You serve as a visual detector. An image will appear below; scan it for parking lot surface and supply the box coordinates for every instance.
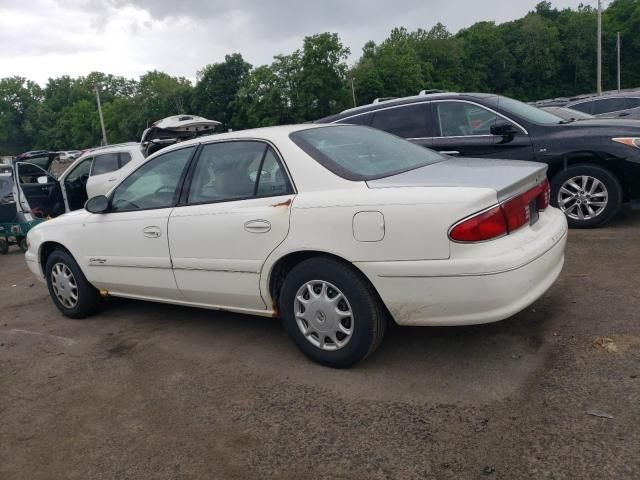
[1,209,639,479]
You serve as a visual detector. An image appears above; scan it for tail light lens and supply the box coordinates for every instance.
[449,179,551,243]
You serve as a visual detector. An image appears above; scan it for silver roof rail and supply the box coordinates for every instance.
[418,89,447,96]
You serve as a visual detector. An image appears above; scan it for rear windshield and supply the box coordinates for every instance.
[289,125,443,181]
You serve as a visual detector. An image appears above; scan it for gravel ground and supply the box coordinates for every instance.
[1,208,639,479]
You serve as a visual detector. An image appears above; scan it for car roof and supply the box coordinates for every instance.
[316,92,497,122]
[144,124,334,158]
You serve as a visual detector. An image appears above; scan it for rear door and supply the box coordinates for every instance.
[430,100,534,159]
[168,140,295,310]
[86,151,138,198]
[370,103,434,149]
[59,156,93,211]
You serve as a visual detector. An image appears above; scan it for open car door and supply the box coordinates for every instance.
[14,162,65,218]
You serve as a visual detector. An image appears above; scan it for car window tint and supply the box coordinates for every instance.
[342,113,373,126]
[92,153,120,176]
[187,141,266,204]
[290,125,443,181]
[111,147,194,212]
[256,148,292,197]
[371,104,429,138]
[119,152,132,168]
[569,101,593,114]
[436,102,498,136]
[66,158,92,181]
[626,97,640,108]
[591,97,629,114]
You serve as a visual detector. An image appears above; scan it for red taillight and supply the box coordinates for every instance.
[449,180,551,243]
[449,205,508,242]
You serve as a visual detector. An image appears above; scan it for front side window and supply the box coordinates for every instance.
[592,97,629,114]
[187,141,291,204]
[290,125,443,181]
[92,153,120,176]
[626,97,640,108]
[66,157,92,181]
[436,102,499,137]
[111,147,194,212]
[371,104,430,138]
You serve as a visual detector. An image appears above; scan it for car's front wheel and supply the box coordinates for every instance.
[279,257,386,368]
[551,164,623,228]
[45,249,103,318]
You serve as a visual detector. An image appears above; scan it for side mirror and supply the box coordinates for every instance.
[490,120,519,137]
[37,176,49,184]
[85,195,110,214]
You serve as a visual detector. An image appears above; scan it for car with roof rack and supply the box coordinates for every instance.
[317,91,640,228]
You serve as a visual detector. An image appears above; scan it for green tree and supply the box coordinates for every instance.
[193,53,252,129]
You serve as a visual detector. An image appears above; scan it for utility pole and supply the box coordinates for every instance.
[94,85,108,146]
[597,0,602,95]
[350,77,357,107]
[617,31,621,92]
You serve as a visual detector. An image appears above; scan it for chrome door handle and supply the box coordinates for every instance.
[244,220,271,233]
[107,177,118,182]
[439,150,460,156]
[143,226,162,238]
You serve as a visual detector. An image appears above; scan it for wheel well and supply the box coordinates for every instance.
[39,241,70,271]
[268,251,387,316]
[548,155,628,198]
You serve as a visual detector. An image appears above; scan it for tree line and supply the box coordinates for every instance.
[1,0,639,155]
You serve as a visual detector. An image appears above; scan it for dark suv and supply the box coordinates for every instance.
[317,92,640,228]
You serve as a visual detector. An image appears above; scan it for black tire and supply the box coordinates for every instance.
[550,164,623,228]
[18,237,28,252]
[279,257,386,368]
[45,248,103,318]
[0,239,8,254]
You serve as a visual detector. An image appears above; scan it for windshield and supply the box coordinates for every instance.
[494,96,565,125]
[290,125,443,181]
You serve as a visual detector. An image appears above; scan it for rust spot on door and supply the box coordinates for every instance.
[270,199,292,208]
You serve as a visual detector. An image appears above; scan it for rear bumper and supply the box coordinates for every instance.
[356,208,567,326]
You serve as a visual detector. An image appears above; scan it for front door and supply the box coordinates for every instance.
[429,101,533,158]
[14,162,65,218]
[168,140,295,310]
[81,146,196,300]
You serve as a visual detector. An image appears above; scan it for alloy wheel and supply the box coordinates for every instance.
[557,175,609,221]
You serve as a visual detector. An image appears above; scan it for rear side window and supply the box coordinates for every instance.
[290,125,443,181]
[187,141,292,205]
[119,152,132,168]
[371,104,430,138]
[592,97,629,115]
[340,113,373,126]
[92,153,120,176]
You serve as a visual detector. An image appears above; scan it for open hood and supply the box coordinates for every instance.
[140,114,221,157]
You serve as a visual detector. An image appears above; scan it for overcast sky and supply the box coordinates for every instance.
[1,0,585,85]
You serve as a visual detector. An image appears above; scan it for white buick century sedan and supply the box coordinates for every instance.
[25,125,568,367]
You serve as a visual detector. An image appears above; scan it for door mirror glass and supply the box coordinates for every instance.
[85,195,110,214]
[490,120,519,136]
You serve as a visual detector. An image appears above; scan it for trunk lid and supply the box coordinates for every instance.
[366,157,547,202]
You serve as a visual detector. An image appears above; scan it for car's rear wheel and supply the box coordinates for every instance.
[279,257,386,368]
[45,249,103,318]
[551,164,622,228]
[0,239,8,254]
